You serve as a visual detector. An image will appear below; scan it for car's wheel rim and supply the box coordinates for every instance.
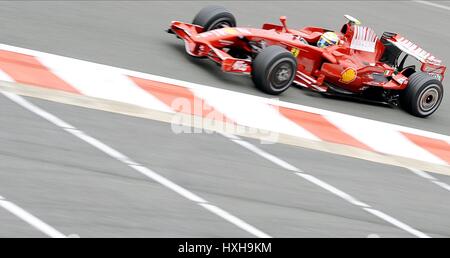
[270,62,293,89]
[419,85,440,113]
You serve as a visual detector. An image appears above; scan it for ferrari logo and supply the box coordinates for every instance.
[290,48,300,57]
[340,68,357,84]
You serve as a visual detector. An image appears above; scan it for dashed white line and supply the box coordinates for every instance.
[295,173,370,208]
[413,0,450,11]
[66,128,139,166]
[129,164,207,203]
[222,133,431,238]
[363,208,430,238]
[8,93,76,129]
[433,181,450,192]
[1,91,270,238]
[409,168,450,193]
[0,195,66,238]
[230,138,300,172]
[200,203,270,238]
[409,168,437,180]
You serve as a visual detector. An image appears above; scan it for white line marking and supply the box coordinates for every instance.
[66,128,138,166]
[223,133,430,238]
[364,208,430,238]
[1,91,270,238]
[413,0,450,11]
[409,168,436,180]
[220,132,241,140]
[0,195,66,238]
[231,139,301,172]
[5,93,75,129]
[200,203,271,238]
[129,164,207,203]
[295,173,370,208]
[410,168,450,192]
[433,181,450,192]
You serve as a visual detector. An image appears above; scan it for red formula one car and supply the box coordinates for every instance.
[167,6,446,117]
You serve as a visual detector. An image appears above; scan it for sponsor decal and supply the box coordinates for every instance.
[395,76,407,84]
[340,68,357,84]
[232,61,248,71]
[290,48,300,57]
[395,37,441,65]
[429,73,442,81]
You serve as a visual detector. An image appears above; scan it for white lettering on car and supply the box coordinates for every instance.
[232,61,248,71]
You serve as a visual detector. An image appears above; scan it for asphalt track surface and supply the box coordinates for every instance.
[1,1,450,237]
[1,94,450,238]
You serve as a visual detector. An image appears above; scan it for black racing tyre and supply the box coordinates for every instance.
[400,72,444,117]
[192,6,236,31]
[251,45,297,95]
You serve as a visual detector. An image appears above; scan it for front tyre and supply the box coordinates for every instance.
[401,72,444,117]
[251,45,297,95]
[192,6,236,31]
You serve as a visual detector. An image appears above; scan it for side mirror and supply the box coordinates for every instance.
[280,16,288,32]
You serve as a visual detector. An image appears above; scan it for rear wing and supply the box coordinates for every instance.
[382,32,446,79]
[384,33,442,65]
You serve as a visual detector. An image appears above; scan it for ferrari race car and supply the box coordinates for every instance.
[167,6,446,117]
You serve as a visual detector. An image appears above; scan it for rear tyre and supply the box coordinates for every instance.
[400,72,444,117]
[251,45,297,95]
[192,6,236,31]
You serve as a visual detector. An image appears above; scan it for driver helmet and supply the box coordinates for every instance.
[317,32,339,48]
